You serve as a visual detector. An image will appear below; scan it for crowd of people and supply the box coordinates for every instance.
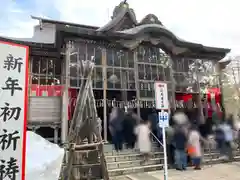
[108,107,240,171]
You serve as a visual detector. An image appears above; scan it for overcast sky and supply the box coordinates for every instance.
[1,0,239,56]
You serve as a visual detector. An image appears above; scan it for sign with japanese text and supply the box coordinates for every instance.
[158,111,169,128]
[0,41,29,180]
[154,82,169,110]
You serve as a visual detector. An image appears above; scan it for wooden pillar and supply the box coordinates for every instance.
[54,126,59,144]
[121,71,128,105]
[61,41,71,143]
[216,63,226,120]
[169,57,176,110]
[195,69,205,124]
[133,50,141,118]
[102,48,108,142]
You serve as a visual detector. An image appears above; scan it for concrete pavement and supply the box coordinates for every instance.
[123,162,240,180]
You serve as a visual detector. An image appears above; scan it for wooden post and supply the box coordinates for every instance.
[217,63,226,119]
[134,50,141,118]
[195,68,205,124]
[102,48,108,142]
[61,41,71,144]
[169,57,176,110]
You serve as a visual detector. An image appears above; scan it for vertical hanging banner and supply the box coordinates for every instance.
[154,81,169,180]
[0,41,29,180]
[154,81,169,127]
[154,82,169,110]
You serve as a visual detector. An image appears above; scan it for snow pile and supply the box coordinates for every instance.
[26,131,64,180]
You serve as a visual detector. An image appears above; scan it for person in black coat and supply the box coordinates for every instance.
[122,110,139,149]
[173,126,188,170]
[148,108,159,140]
[109,108,124,151]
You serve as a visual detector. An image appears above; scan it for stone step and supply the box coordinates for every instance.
[103,142,230,155]
[106,152,163,162]
[107,158,162,170]
[108,155,240,177]
[106,152,229,171]
[108,164,163,177]
[104,147,161,155]
[103,142,162,152]
[110,175,132,180]
[126,173,159,180]
[105,149,239,163]
[105,147,240,158]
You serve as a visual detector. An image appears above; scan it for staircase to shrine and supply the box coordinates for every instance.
[104,142,240,178]
[104,143,163,177]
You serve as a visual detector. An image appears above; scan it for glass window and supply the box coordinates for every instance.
[137,46,145,62]
[31,75,39,85]
[93,67,103,88]
[157,66,164,81]
[70,78,81,88]
[70,63,78,78]
[151,48,158,63]
[145,64,151,80]
[54,59,61,76]
[139,82,146,97]
[139,82,154,98]
[173,73,185,84]
[76,43,87,61]
[183,58,189,72]
[107,68,121,89]
[120,69,126,88]
[145,48,152,63]
[115,50,122,67]
[114,68,121,89]
[39,58,47,74]
[95,46,102,65]
[107,49,122,67]
[74,42,102,65]
[32,56,40,74]
[127,71,135,89]
[128,51,134,68]
[138,64,145,80]
[107,48,135,68]
[151,65,157,80]
[164,67,171,81]
[86,43,95,61]
[31,57,61,86]
[172,58,177,71]
[107,49,113,66]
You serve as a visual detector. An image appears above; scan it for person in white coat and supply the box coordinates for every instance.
[188,126,203,170]
[219,120,234,160]
[135,120,151,161]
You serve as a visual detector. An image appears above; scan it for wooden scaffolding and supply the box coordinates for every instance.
[60,42,109,180]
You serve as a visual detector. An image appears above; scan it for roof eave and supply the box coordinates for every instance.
[0,36,55,48]
[31,16,99,30]
[202,46,231,54]
[218,58,231,69]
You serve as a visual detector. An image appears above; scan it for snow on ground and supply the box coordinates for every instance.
[26,131,64,180]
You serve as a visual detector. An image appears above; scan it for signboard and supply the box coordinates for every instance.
[0,41,29,180]
[30,85,77,120]
[154,82,169,110]
[158,111,169,128]
[154,81,169,180]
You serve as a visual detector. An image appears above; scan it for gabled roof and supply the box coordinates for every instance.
[31,1,230,60]
[97,1,137,32]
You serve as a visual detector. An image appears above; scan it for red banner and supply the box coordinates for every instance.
[176,88,222,117]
